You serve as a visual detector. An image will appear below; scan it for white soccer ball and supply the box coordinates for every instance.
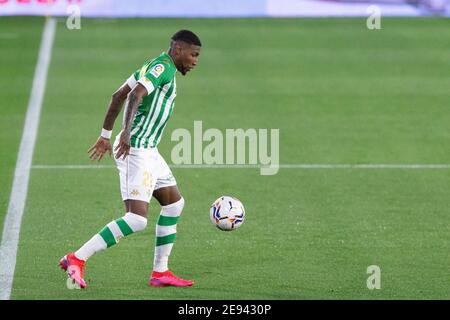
[210,196,245,231]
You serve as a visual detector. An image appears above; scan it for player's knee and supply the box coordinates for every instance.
[124,212,148,232]
[161,196,184,216]
[176,196,185,210]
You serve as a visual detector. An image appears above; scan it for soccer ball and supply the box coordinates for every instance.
[210,196,245,231]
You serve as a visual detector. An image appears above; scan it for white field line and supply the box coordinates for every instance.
[31,164,450,169]
[0,18,56,300]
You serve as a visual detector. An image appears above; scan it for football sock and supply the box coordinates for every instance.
[153,197,184,272]
[75,212,147,261]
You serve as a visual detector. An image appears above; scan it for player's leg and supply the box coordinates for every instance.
[149,154,193,287]
[124,199,148,218]
[153,185,182,206]
[60,144,155,288]
[73,200,148,261]
[60,199,148,288]
[152,185,182,272]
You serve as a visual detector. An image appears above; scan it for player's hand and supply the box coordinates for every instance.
[114,131,130,160]
[87,136,112,162]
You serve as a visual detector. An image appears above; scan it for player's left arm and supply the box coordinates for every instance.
[114,83,148,160]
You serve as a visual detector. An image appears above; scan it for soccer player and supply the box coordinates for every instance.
[59,30,201,288]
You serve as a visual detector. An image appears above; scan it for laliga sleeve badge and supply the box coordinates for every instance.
[149,64,165,78]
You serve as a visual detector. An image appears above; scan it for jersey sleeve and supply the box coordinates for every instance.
[137,62,173,96]
[125,70,139,89]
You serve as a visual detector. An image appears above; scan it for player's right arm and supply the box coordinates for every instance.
[88,81,132,161]
[114,83,148,160]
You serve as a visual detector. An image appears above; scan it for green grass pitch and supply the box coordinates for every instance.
[1,17,449,299]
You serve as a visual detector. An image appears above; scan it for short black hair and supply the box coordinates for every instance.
[171,29,202,46]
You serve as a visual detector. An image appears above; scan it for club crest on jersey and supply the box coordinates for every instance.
[150,64,165,78]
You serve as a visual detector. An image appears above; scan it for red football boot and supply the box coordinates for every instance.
[59,253,87,289]
[150,270,194,287]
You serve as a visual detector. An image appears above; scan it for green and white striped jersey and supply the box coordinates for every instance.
[125,52,177,149]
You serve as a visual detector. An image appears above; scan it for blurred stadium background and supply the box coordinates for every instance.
[0,0,449,300]
[0,0,449,17]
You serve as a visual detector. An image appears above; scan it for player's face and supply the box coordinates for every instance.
[179,44,201,76]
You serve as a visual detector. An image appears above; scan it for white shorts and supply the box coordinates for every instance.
[113,134,177,203]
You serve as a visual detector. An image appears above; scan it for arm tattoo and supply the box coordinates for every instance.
[103,97,124,130]
[122,91,140,132]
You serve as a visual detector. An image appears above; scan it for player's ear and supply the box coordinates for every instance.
[173,41,182,56]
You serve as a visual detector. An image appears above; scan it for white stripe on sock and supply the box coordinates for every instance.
[160,197,184,217]
[107,221,123,243]
[156,225,177,238]
[75,234,107,261]
[154,243,173,272]
[123,212,147,232]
